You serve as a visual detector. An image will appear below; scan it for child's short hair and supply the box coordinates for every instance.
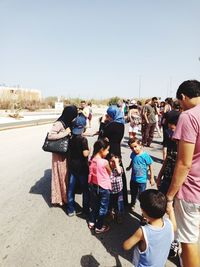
[139,189,167,219]
[128,137,142,147]
[108,153,121,163]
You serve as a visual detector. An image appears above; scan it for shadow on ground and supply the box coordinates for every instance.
[29,169,52,207]
[29,169,181,267]
[149,155,163,164]
[80,205,181,267]
[81,210,141,267]
[81,254,100,267]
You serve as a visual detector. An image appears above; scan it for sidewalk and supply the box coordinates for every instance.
[0,106,107,131]
[0,114,59,131]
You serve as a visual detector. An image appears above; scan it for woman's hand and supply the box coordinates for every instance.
[66,127,71,136]
[101,114,110,123]
[150,178,155,186]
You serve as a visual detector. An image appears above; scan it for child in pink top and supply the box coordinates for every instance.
[88,139,111,234]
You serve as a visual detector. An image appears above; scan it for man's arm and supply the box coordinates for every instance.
[143,108,149,124]
[166,140,195,200]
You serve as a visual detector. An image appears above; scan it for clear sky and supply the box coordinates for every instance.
[1,0,200,100]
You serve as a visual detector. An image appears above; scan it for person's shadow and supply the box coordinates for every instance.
[29,169,52,207]
[82,210,141,266]
[80,252,124,267]
[29,169,82,214]
[80,254,100,267]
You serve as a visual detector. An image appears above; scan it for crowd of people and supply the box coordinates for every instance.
[46,80,200,267]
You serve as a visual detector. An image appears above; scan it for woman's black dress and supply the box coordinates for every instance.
[99,121,128,205]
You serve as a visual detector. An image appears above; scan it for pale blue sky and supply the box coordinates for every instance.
[1,0,200,99]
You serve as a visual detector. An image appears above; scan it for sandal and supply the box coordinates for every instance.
[88,222,95,229]
[95,225,110,234]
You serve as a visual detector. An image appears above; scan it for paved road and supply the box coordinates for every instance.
[0,116,188,267]
[0,107,106,131]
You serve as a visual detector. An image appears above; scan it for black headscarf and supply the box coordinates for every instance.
[57,105,78,129]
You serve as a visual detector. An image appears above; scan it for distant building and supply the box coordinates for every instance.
[0,86,42,102]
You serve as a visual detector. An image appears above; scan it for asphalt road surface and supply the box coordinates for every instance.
[0,116,191,267]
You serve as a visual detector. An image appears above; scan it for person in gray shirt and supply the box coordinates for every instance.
[142,97,158,147]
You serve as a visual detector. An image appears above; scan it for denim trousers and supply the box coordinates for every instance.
[89,185,110,229]
[130,180,146,206]
[67,173,90,214]
[109,190,124,214]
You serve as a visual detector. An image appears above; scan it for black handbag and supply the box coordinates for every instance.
[42,133,69,154]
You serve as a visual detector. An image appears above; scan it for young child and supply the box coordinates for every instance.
[123,189,176,267]
[108,154,124,224]
[126,138,155,212]
[128,103,141,139]
[88,139,111,234]
[67,113,90,217]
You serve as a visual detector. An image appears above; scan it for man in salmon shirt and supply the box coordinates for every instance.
[167,80,200,267]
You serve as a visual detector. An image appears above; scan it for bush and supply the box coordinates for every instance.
[108,97,121,106]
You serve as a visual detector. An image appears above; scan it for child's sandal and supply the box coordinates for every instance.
[88,222,95,229]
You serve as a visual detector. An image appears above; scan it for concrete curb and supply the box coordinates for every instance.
[0,118,56,131]
[0,113,104,131]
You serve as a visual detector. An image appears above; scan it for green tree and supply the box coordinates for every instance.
[108,96,121,106]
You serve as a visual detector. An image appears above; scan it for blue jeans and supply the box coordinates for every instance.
[89,184,110,229]
[109,190,124,214]
[67,173,90,214]
[130,180,146,206]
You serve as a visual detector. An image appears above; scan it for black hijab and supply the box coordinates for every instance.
[57,105,78,129]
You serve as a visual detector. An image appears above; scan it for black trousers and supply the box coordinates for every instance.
[142,122,156,146]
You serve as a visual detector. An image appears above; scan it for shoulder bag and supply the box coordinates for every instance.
[42,133,69,154]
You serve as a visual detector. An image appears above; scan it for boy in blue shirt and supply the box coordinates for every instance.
[126,138,155,212]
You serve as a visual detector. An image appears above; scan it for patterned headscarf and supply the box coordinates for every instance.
[107,105,125,124]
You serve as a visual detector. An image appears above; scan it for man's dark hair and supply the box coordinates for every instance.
[176,80,200,100]
[152,97,158,101]
[139,189,167,219]
[165,97,173,106]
